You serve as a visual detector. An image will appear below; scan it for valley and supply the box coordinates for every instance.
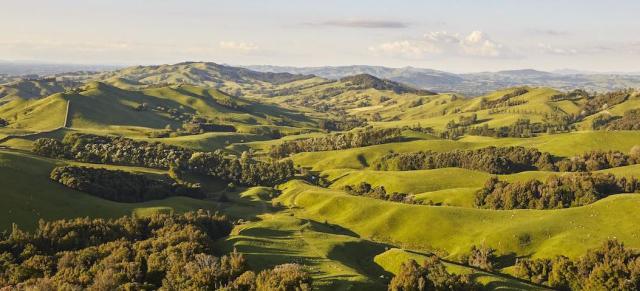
[1,61,640,290]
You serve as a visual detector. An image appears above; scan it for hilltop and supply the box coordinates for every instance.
[248,64,640,95]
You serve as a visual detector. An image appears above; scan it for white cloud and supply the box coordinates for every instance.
[219,41,259,53]
[537,43,579,55]
[369,31,511,59]
[307,19,408,29]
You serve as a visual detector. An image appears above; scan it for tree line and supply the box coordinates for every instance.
[375,146,640,174]
[388,256,480,290]
[34,133,296,187]
[592,109,640,130]
[441,118,577,140]
[374,146,556,174]
[341,182,422,204]
[269,127,402,158]
[475,173,640,210]
[0,211,312,290]
[515,240,640,290]
[477,87,529,110]
[50,166,203,203]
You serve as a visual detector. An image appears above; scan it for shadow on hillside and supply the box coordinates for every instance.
[325,239,392,288]
[307,219,361,238]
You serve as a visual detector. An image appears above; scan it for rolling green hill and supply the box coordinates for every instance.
[276,180,640,260]
[0,149,221,231]
[2,63,640,290]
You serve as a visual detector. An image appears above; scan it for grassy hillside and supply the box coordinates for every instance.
[0,79,77,100]
[276,180,640,260]
[291,131,640,171]
[0,150,220,231]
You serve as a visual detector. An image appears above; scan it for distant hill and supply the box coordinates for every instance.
[0,78,79,101]
[247,65,640,96]
[0,61,119,77]
[339,74,434,95]
[91,62,315,89]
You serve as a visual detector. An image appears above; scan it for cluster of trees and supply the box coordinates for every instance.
[592,109,640,130]
[34,133,193,169]
[388,256,480,290]
[478,88,529,110]
[515,240,640,290]
[0,118,8,127]
[549,89,590,102]
[318,117,367,132]
[374,146,556,174]
[34,133,297,187]
[439,119,566,139]
[581,89,631,116]
[375,146,640,174]
[189,151,296,187]
[555,150,639,172]
[475,173,640,210]
[181,116,237,134]
[342,182,421,204]
[269,127,402,158]
[50,166,203,203]
[0,211,312,290]
[462,244,498,271]
[445,114,480,130]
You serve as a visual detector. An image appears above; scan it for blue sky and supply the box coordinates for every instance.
[1,0,639,72]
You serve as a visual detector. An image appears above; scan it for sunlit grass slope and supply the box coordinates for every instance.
[276,180,640,260]
[0,150,219,231]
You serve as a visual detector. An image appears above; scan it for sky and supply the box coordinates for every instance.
[1,0,639,73]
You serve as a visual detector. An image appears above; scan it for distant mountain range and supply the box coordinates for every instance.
[2,61,640,97]
[247,65,640,96]
[0,61,120,77]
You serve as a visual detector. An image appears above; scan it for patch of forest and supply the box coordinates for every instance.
[474,173,640,210]
[0,211,312,290]
[34,133,296,187]
[50,166,203,203]
[375,146,640,174]
[515,240,640,290]
[269,127,402,158]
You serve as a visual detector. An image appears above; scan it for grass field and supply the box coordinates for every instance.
[0,150,221,231]
[276,180,640,260]
[374,248,550,290]
[291,131,640,171]
[1,76,640,289]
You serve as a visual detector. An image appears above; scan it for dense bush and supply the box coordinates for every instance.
[375,146,556,174]
[318,117,367,132]
[515,240,640,290]
[50,166,203,202]
[342,182,422,204]
[0,211,311,290]
[388,256,480,291]
[34,133,193,169]
[269,127,402,158]
[376,146,639,174]
[34,133,297,187]
[189,152,296,187]
[593,109,640,130]
[556,150,639,172]
[478,87,529,110]
[0,211,234,289]
[464,244,497,271]
[475,173,640,210]
[440,119,567,139]
[581,89,632,116]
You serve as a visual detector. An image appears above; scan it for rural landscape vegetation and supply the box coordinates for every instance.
[2,1,640,290]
